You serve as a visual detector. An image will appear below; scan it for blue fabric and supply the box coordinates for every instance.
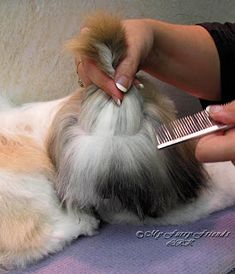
[9,206,235,274]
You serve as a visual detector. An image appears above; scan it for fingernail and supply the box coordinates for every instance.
[115,76,130,93]
[137,83,144,89]
[112,96,121,106]
[81,27,90,34]
[206,105,223,113]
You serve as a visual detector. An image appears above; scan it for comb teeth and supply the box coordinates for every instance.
[156,109,232,149]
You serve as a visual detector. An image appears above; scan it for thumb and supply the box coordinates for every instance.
[207,100,235,124]
[114,53,139,93]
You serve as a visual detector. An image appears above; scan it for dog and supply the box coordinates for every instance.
[0,12,234,269]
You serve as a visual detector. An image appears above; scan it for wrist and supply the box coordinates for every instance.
[140,19,165,75]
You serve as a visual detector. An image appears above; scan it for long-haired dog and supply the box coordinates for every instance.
[0,12,235,269]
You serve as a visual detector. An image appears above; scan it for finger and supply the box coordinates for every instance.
[82,59,123,102]
[114,50,140,93]
[133,78,144,90]
[195,128,235,162]
[80,27,89,34]
[77,60,91,87]
[207,100,235,124]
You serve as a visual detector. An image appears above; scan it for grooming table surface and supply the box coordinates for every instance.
[9,206,235,274]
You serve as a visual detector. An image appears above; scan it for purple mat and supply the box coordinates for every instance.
[9,206,235,274]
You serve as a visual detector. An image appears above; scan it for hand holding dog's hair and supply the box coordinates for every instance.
[75,18,155,101]
[75,16,220,104]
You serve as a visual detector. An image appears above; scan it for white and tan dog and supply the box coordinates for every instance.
[0,12,235,269]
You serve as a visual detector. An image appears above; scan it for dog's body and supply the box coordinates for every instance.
[1,13,235,269]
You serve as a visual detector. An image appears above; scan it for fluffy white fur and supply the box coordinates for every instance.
[0,12,234,269]
[0,96,100,269]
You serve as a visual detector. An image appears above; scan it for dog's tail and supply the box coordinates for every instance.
[66,11,127,77]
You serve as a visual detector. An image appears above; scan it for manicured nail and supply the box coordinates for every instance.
[137,83,144,89]
[115,76,130,93]
[112,96,121,106]
[206,105,223,113]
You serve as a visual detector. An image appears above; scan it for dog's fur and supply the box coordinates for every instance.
[0,12,235,269]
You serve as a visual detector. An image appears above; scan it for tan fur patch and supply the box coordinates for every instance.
[0,134,54,176]
[65,11,127,72]
[0,209,51,253]
[47,90,83,166]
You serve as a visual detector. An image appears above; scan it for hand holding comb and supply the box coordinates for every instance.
[156,109,234,149]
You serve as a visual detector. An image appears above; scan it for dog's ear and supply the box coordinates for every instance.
[65,11,127,76]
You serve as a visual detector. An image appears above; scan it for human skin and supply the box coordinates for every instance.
[76,19,235,163]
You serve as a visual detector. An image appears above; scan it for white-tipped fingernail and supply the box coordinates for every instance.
[206,106,210,112]
[137,83,144,89]
[116,99,121,106]
[206,105,223,113]
[115,76,130,93]
[116,82,128,93]
[113,97,121,106]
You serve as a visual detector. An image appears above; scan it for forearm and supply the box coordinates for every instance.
[142,19,221,101]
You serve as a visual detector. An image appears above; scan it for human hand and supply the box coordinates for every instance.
[76,19,155,102]
[195,101,235,162]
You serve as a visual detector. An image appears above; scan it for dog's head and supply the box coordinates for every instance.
[47,12,207,219]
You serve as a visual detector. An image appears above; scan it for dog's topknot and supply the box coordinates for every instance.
[66,11,127,76]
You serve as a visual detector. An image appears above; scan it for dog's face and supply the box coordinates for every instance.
[47,12,207,220]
